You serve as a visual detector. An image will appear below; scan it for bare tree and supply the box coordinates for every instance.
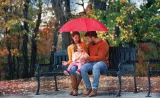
[30,0,42,77]
[51,0,71,50]
[22,0,30,78]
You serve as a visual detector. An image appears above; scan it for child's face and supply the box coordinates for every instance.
[77,47,83,52]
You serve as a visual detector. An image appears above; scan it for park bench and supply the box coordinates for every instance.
[144,59,160,97]
[35,47,138,96]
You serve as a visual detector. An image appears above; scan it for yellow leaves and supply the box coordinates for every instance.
[0,19,4,23]
[124,25,132,29]
[35,37,39,41]
[5,34,11,39]
[123,11,127,15]
[4,24,11,31]
[120,0,128,3]
[152,36,156,39]
[116,17,121,23]
[0,49,9,56]
[151,16,160,21]
[97,31,105,34]
[11,48,21,56]
[128,25,132,28]
[8,20,18,24]
[118,25,136,44]
[1,1,8,5]
[116,16,125,24]
[70,31,73,34]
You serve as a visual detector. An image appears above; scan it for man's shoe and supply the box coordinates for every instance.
[88,89,97,97]
[83,88,92,96]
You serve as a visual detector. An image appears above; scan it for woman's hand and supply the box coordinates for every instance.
[62,61,68,66]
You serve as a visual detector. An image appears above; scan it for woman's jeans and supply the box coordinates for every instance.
[80,61,108,89]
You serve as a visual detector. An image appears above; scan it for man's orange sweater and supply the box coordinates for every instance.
[87,40,109,67]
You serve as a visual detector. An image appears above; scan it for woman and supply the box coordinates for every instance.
[62,31,88,96]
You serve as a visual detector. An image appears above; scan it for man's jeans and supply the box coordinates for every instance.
[80,61,108,89]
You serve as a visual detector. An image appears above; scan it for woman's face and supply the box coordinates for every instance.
[73,34,80,44]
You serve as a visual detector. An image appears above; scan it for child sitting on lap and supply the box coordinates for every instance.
[62,45,88,75]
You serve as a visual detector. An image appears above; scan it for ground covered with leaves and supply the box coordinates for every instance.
[0,76,160,96]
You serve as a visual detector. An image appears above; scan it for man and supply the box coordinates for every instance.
[80,31,109,97]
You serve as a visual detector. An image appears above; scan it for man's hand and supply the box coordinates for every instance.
[62,61,68,66]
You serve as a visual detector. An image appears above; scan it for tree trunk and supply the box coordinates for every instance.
[3,0,13,80]
[62,0,71,50]
[16,31,21,79]
[12,55,16,79]
[51,0,71,50]
[16,56,20,78]
[22,0,30,78]
[7,45,13,79]
[30,0,42,77]
[93,0,106,10]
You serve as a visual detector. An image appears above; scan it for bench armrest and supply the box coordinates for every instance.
[35,64,55,74]
[143,59,160,63]
[143,59,160,70]
[35,64,53,67]
[118,60,137,72]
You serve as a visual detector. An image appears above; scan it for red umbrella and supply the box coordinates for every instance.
[59,18,108,32]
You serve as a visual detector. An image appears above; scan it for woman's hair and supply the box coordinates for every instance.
[71,31,81,52]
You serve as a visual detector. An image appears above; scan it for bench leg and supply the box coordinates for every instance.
[117,74,121,97]
[133,73,138,93]
[146,71,151,97]
[54,76,59,91]
[36,75,40,95]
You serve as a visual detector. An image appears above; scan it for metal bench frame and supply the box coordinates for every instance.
[145,60,160,97]
[35,47,138,96]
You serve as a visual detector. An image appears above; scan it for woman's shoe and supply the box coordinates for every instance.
[69,90,73,95]
[72,90,78,96]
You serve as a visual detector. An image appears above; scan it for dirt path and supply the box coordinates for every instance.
[0,76,160,96]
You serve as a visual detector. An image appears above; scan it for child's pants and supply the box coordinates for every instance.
[67,62,83,71]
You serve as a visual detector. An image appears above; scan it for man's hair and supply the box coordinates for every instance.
[85,31,98,38]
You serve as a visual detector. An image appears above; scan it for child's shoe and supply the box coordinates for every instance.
[64,70,70,75]
[76,69,81,75]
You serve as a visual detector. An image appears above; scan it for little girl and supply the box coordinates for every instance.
[62,45,88,75]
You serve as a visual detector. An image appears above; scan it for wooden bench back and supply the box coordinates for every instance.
[54,50,68,65]
[53,47,137,71]
[109,47,137,70]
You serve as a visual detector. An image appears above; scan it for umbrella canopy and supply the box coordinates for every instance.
[59,18,108,32]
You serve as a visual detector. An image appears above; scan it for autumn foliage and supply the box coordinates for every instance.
[37,26,53,55]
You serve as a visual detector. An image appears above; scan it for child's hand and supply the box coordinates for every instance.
[62,61,68,66]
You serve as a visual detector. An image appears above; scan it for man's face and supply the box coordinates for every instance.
[86,36,92,43]
[86,36,95,44]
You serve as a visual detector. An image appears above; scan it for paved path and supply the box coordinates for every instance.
[0,90,160,98]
